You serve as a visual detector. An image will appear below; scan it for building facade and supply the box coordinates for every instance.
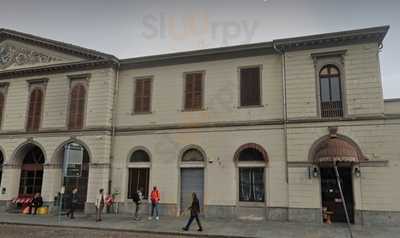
[0,26,399,225]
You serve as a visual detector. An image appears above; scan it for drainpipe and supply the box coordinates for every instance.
[273,43,288,184]
[108,61,120,196]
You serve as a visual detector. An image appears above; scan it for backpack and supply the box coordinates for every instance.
[132,191,140,203]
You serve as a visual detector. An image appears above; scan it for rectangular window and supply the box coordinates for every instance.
[240,67,261,106]
[239,167,265,202]
[134,78,152,113]
[128,168,150,199]
[184,72,203,110]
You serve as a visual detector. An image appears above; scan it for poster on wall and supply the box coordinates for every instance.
[63,143,84,177]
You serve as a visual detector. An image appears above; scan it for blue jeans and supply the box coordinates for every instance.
[151,203,159,217]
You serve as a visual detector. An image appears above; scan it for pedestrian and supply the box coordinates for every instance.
[148,186,160,220]
[132,187,143,220]
[95,188,105,222]
[66,188,79,219]
[29,193,43,215]
[182,192,203,232]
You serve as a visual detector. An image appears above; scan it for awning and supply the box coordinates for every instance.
[314,137,361,163]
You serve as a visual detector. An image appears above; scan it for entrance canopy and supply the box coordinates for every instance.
[311,128,367,164]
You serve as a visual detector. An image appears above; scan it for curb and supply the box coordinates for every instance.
[0,221,254,238]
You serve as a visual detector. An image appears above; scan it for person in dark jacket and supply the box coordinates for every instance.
[29,193,43,215]
[132,188,143,220]
[66,188,79,219]
[182,192,203,232]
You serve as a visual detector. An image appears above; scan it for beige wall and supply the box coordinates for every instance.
[112,126,287,208]
[286,120,400,212]
[116,55,283,127]
[0,134,111,203]
[285,43,384,119]
[384,100,400,114]
[0,68,115,131]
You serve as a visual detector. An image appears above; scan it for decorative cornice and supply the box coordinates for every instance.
[274,25,389,52]
[0,28,117,61]
[0,126,112,138]
[0,59,114,80]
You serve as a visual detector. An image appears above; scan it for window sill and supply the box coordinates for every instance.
[237,201,266,207]
[237,105,264,109]
[132,111,153,115]
[181,108,207,112]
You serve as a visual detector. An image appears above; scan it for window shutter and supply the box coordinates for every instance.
[0,93,4,127]
[69,84,86,129]
[134,78,152,113]
[240,67,261,106]
[185,72,203,110]
[27,89,43,131]
[142,79,151,112]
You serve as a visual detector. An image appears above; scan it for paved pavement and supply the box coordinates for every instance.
[0,212,399,238]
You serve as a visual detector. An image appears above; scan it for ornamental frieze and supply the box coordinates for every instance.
[0,43,62,69]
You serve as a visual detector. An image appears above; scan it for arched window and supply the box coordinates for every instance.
[26,88,44,131]
[319,65,343,118]
[235,144,267,203]
[182,149,204,162]
[0,92,5,128]
[129,150,150,163]
[238,148,264,162]
[68,84,86,130]
[128,149,150,199]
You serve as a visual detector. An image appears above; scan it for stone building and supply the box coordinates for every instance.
[0,25,398,225]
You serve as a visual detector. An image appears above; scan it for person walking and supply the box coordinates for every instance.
[95,189,105,222]
[182,192,203,232]
[132,188,143,220]
[29,193,43,215]
[66,188,79,219]
[148,186,160,220]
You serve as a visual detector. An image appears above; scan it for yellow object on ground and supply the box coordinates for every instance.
[37,207,48,215]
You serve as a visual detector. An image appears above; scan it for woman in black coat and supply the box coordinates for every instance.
[182,192,203,232]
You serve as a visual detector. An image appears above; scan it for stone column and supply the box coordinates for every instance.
[0,164,21,202]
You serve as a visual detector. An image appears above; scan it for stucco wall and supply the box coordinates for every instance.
[112,126,287,209]
[285,43,383,119]
[0,68,115,131]
[0,134,111,203]
[116,55,283,127]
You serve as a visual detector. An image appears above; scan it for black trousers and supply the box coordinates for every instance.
[134,202,140,218]
[185,213,202,229]
[67,203,76,218]
[29,204,40,215]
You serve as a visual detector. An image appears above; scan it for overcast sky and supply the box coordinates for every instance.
[1,0,399,98]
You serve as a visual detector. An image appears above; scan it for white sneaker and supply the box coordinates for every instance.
[148,216,152,220]
[156,216,159,220]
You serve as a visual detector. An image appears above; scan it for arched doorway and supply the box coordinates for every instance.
[17,144,45,197]
[53,142,90,210]
[179,147,206,215]
[311,129,367,224]
[127,148,151,200]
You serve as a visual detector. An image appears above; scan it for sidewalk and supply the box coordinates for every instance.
[0,212,399,238]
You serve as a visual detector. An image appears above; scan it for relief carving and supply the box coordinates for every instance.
[0,43,62,69]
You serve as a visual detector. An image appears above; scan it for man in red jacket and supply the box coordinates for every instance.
[149,186,160,220]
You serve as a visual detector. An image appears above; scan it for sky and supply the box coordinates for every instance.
[0,0,399,98]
